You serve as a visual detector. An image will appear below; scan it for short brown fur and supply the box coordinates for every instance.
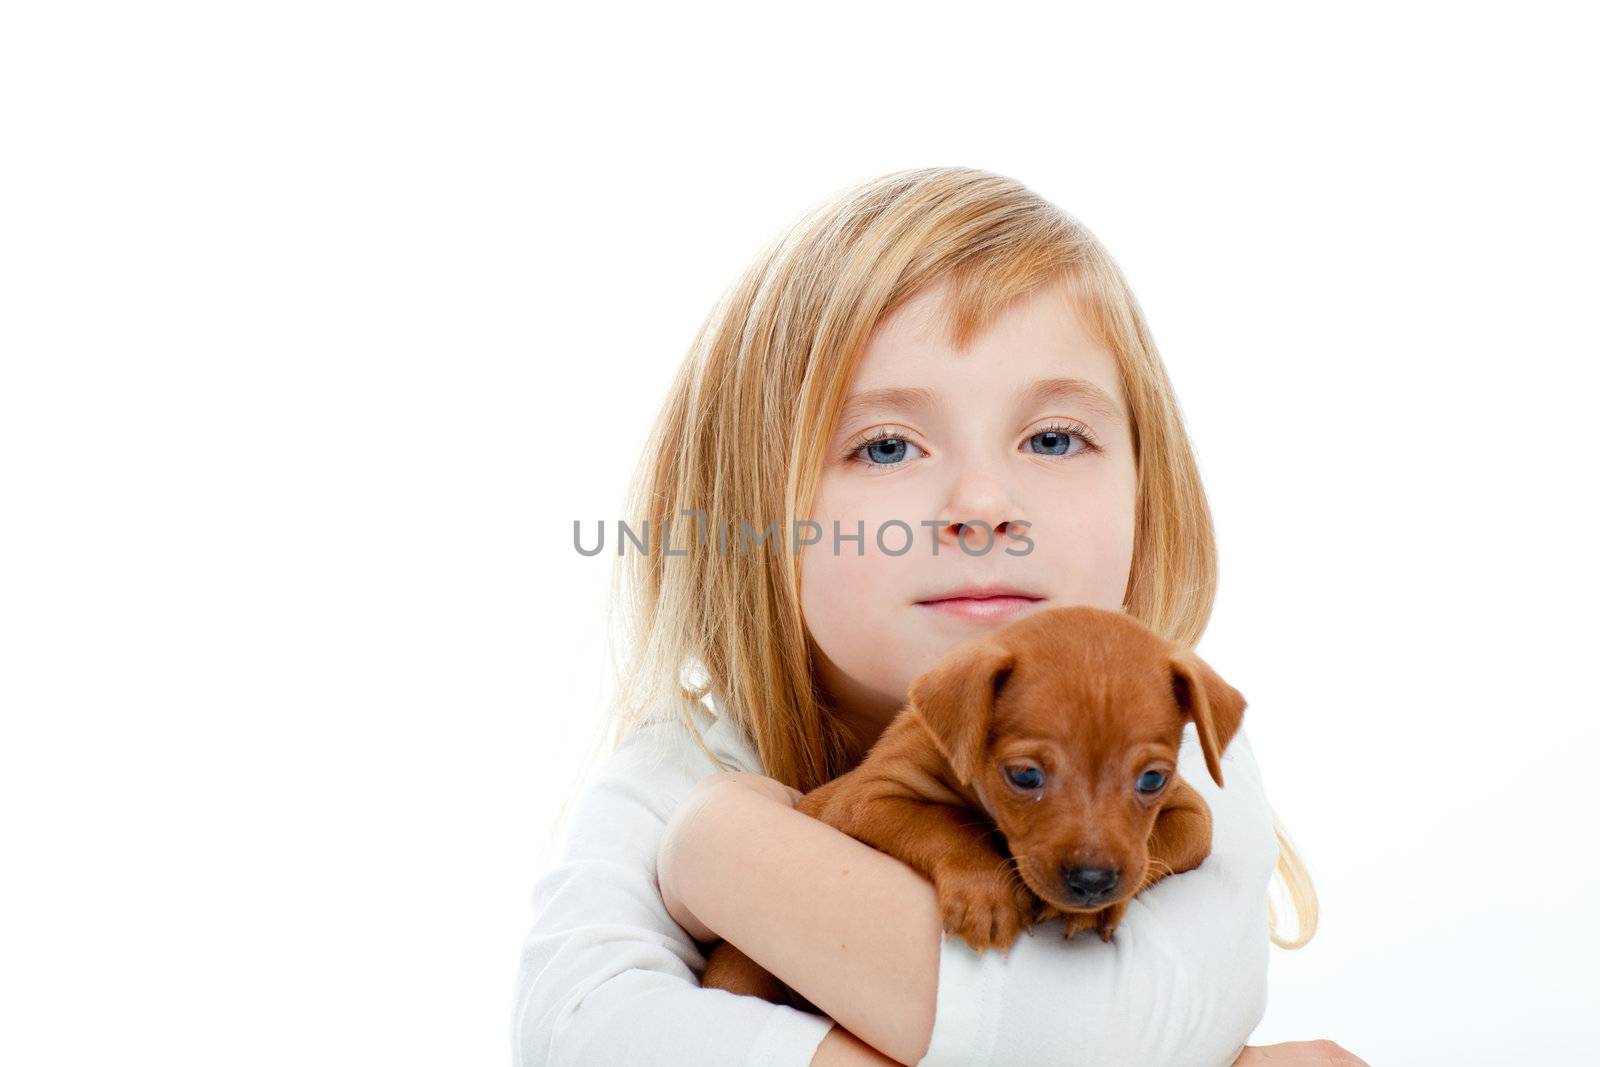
[699,605,1247,1009]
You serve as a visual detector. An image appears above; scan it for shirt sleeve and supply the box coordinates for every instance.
[917,725,1280,1067]
[511,726,836,1067]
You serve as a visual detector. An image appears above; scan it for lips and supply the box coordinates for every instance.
[916,583,1044,604]
[915,585,1044,623]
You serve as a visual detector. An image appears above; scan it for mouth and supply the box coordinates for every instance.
[1012,862,1126,916]
[914,585,1044,622]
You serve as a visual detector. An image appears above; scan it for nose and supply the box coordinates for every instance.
[932,467,1027,553]
[1062,866,1120,905]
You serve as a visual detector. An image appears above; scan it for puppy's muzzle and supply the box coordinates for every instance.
[1062,865,1120,906]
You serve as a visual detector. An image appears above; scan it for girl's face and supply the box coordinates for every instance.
[799,277,1138,744]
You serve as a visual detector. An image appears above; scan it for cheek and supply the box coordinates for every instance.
[800,485,903,625]
[799,475,922,684]
[1025,472,1136,608]
[798,534,909,700]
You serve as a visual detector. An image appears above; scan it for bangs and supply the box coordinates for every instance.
[927,243,1115,355]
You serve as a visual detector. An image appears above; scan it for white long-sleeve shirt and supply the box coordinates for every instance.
[511,691,1280,1066]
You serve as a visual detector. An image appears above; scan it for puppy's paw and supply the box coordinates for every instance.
[1056,902,1132,940]
[1094,898,1129,942]
[933,863,1035,954]
[1056,898,1129,942]
[1061,909,1099,941]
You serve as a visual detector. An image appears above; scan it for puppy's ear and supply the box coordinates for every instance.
[908,640,1015,786]
[1168,650,1247,787]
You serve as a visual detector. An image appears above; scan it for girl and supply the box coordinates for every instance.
[512,167,1355,1066]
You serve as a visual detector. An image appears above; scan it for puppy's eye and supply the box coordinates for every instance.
[1005,766,1044,791]
[1136,770,1168,794]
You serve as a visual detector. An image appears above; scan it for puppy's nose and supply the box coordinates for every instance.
[1062,866,1120,905]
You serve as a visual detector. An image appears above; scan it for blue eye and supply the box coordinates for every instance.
[1005,766,1044,791]
[1136,770,1167,794]
[1026,421,1100,458]
[848,422,1101,468]
[850,431,927,467]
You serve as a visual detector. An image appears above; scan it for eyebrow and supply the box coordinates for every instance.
[1019,377,1125,423]
[839,376,1124,425]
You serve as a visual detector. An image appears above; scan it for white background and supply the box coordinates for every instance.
[3,2,1596,1064]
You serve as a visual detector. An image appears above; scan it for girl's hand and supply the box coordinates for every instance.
[656,772,803,942]
[1233,1040,1371,1065]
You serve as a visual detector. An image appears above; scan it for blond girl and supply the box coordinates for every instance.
[512,167,1357,1066]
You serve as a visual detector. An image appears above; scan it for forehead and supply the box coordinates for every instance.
[993,668,1181,756]
[1004,657,1168,711]
[989,609,1179,735]
[844,280,1126,424]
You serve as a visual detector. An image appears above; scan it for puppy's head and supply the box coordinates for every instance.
[907,605,1246,915]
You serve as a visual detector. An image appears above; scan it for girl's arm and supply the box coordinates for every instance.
[659,772,942,1064]
[659,727,1283,1067]
[513,726,838,1066]
[809,1024,906,1067]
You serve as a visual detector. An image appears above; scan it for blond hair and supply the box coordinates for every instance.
[566,166,1316,949]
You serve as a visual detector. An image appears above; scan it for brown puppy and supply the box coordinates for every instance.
[698,604,1247,1009]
